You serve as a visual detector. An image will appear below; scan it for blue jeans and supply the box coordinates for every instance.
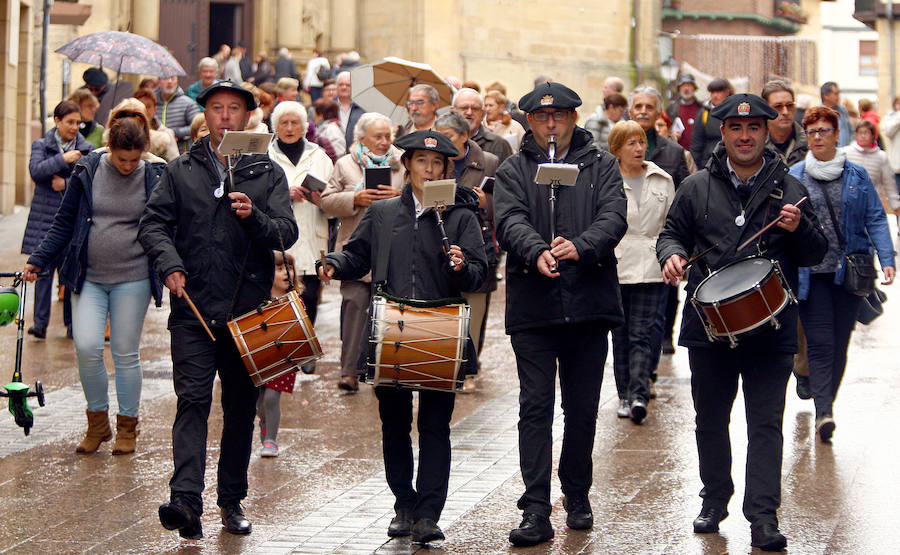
[71,279,151,417]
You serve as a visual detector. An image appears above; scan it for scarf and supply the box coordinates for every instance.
[277,138,304,166]
[353,143,392,191]
[53,128,77,154]
[804,149,846,182]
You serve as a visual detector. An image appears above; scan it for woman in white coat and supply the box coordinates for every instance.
[608,120,676,424]
[268,100,333,367]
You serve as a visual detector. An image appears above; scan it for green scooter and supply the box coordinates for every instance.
[0,272,46,435]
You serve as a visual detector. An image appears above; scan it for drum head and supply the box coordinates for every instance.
[695,258,774,304]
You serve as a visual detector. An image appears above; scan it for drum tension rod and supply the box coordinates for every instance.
[260,321,268,331]
[274,339,282,349]
[397,320,404,331]
[394,341,402,352]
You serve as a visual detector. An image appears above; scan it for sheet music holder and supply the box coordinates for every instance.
[218,131,273,156]
[534,163,579,186]
[422,179,457,208]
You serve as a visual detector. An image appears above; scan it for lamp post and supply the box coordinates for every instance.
[660,56,680,100]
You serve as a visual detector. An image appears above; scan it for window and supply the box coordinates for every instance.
[860,40,877,77]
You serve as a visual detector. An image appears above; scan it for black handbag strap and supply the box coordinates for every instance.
[372,198,402,288]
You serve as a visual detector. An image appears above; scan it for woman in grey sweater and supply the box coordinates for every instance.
[23,114,165,455]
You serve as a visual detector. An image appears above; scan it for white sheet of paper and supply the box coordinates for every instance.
[218,131,274,156]
[422,179,457,207]
[534,163,579,186]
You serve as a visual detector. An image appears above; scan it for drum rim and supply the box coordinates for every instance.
[693,256,776,305]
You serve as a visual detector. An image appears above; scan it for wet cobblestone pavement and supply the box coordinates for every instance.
[1,207,899,554]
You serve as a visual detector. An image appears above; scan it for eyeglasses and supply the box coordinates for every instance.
[455,104,482,112]
[771,103,795,112]
[406,99,427,107]
[805,127,835,137]
[531,111,571,122]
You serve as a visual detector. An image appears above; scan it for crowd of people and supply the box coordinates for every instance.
[17,43,900,552]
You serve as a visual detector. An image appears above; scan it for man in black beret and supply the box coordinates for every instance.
[494,82,627,546]
[140,78,297,540]
[656,93,827,551]
[81,67,133,127]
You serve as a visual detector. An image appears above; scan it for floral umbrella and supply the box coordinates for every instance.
[55,31,186,77]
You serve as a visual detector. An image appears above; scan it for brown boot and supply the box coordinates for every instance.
[112,414,139,455]
[75,410,112,453]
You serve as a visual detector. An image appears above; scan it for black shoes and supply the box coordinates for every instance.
[411,518,444,544]
[387,508,413,537]
[816,415,836,442]
[27,326,46,339]
[795,374,812,399]
[630,399,648,424]
[159,498,203,540]
[751,522,787,551]
[692,506,728,533]
[221,503,252,535]
[509,512,554,546]
[562,495,593,530]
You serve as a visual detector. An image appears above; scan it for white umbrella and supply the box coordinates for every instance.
[350,57,454,126]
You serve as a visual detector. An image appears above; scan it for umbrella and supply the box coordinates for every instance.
[55,31,186,77]
[351,57,454,126]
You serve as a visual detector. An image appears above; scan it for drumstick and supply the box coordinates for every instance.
[320,249,327,270]
[737,196,808,252]
[182,289,216,342]
[684,243,718,269]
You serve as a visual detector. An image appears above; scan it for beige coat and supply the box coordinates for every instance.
[485,118,526,151]
[614,161,675,284]
[843,142,900,211]
[268,139,334,275]
[321,145,404,281]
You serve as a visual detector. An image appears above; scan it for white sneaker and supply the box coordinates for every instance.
[616,399,630,418]
[261,441,279,457]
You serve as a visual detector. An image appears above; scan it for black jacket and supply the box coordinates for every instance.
[494,127,627,334]
[656,143,828,352]
[28,151,166,306]
[325,185,487,300]
[472,126,513,165]
[648,129,690,188]
[689,102,723,170]
[138,137,298,328]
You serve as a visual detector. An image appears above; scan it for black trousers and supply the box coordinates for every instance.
[510,322,608,517]
[798,273,861,418]
[299,274,321,324]
[688,348,792,526]
[375,386,455,522]
[663,283,679,341]
[168,324,259,516]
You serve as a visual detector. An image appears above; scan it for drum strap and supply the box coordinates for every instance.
[372,198,402,291]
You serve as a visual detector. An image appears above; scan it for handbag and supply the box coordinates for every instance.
[818,183,876,296]
[857,288,887,325]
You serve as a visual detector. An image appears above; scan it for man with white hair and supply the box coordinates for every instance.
[186,58,220,102]
[334,71,366,149]
[395,84,440,139]
[453,88,513,164]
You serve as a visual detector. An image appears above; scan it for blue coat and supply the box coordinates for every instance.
[21,129,94,255]
[26,151,166,307]
[789,159,896,300]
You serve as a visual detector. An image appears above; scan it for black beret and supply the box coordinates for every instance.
[394,130,459,159]
[196,80,258,110]
[83,67,108,87]
[518,82,582,113]
[709,93,778,122]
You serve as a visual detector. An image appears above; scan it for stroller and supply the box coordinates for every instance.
[0,273,46,435]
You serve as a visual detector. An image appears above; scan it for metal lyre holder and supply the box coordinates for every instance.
[215,131,275,199]
[533,136,579,272]
[423,179,459,268]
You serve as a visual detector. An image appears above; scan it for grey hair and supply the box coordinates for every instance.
[434,111,470,137]
[343,51,361,64]
[270,100,308,132]
[410,84,439,105]
[353,112,392,143]
[452,87,483,108]
[629,85,662,110]
[198,57,218,70]
[278,47,290,58]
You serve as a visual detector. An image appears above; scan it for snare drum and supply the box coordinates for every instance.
[228,289,323,386]
[367,296,470,392]
[691,256,796,348]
